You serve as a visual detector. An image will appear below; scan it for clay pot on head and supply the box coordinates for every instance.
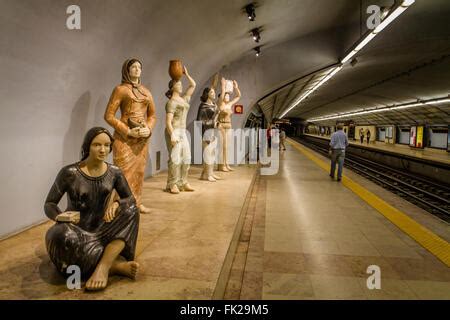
[169,60,183,81]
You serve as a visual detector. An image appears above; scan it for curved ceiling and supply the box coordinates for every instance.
[256,0,450,126]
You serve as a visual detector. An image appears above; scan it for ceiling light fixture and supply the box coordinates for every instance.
[246,3,256,21]
[307,95,450,122]
[279,65,343,118]
[341,0,415,64]
[254,46,261,57]
[251,28,261,42]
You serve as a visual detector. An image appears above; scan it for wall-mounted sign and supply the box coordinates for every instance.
[234,105,243,114]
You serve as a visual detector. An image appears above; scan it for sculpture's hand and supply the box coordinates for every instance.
[104,202,119,223]
[139,126,151,138]
[128,127,141,138]
[233,80,238,89]
[171,137,179,147]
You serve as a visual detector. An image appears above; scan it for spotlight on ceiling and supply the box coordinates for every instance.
[251,28,261,42]
[245,3,256,21]
[254,46,261,57]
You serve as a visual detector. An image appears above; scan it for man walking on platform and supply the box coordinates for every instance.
[329,124,349,182]
[359,128,364,144]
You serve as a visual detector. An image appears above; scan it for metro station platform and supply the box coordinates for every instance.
[303,134,450,166]
[0,140,449,300]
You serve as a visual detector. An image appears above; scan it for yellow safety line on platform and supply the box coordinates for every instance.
[287,138,450,267]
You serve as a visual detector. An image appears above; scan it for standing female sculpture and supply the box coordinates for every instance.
[165,66,196,194]
[217,78,241,172]
[44,127,139,291]
[197,87,221,182]
[104,58,156,214]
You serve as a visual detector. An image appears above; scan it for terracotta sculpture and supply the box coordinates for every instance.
[44,127,139,291]
[104,58,156,214]
[165,65,196,194]
[197,87,221,182]
[217,78,241,172]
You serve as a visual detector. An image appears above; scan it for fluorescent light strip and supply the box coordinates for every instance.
[341,0,415,64]
[425,99,450,105]
[308,96,449,122]
[279,0,414,119]
[280,66,342,118]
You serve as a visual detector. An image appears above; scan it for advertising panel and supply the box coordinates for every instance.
[409,126,417,147]
[416,126,424,148]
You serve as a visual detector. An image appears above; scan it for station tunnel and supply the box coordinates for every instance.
[0,0,449,301]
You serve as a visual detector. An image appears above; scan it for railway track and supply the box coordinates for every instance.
[294,137,450,223]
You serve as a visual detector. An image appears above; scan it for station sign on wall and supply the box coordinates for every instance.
[234,105,243,114]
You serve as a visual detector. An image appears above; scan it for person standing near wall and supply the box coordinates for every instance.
[366,129,371,144]
[279,128,286,151]
[329,124,349,182]
[359,128,364,144]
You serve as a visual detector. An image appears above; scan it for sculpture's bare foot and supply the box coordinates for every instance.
[85,264,109,291]
[182,183,195,192]
[139,204,151,214]
[218,166,229,172]
[168,185,180,194]
[207,176,217,182]
[212,173,222,180]
[111,261,139,280]
[226,166,235,171]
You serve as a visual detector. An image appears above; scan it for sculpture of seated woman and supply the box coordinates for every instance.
[44,127,140,291]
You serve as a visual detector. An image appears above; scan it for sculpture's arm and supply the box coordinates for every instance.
[146,92,157,131]
[44,168,68,221]
[104,87,129,139]
[114,169,136,206]
[229,81,241,106]
[182,67,196,102]
[165,105,179,146]
[218,77,226,106]
[166,112,175,139]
